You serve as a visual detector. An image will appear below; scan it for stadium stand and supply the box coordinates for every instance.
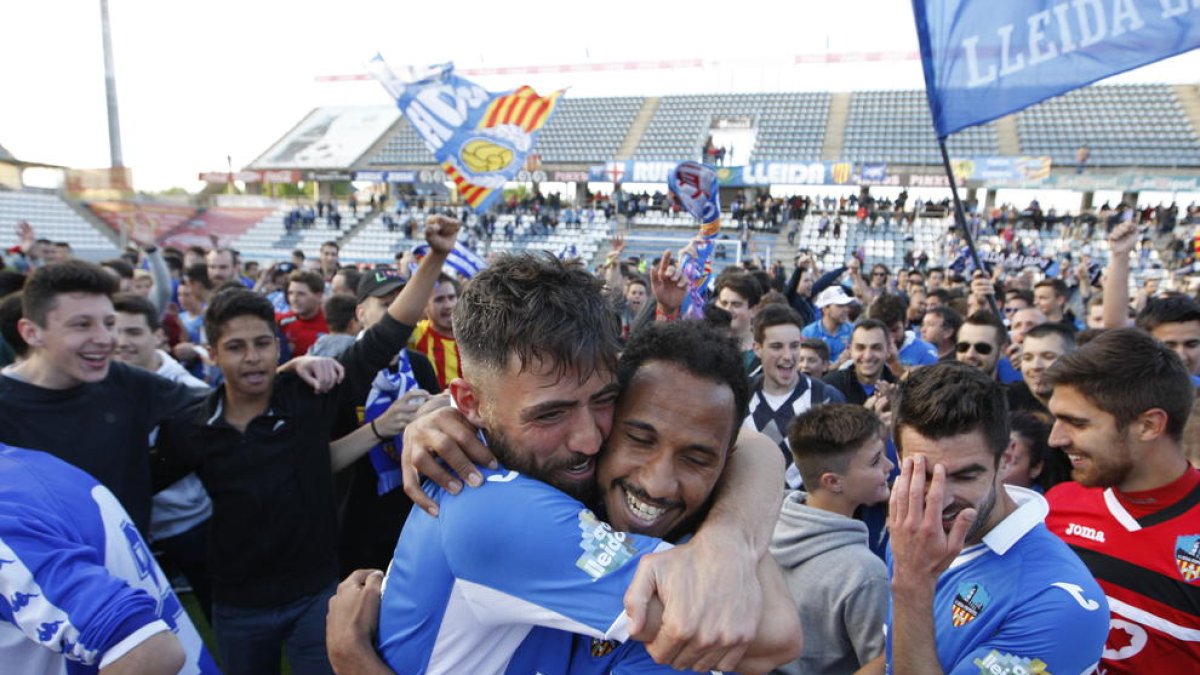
[363,120,431,167]
[1016,84,1200,167]
[88,201,195,243]
[632,93,830,161]
[841,90,999,164]
[165,207,278,250]
[360,84,1199,172]
[229,206,375,263]
[1,191,119,260]
[536,97,644,164]
[338,209,611,265]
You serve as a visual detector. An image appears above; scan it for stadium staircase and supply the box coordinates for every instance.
[64,199,122,248]
[820,93,850,160]
[995,115,1021,156]
[1173,84,1200,141]
[338,210,379,250]
[617,98,660,160]
[230,207,371,263]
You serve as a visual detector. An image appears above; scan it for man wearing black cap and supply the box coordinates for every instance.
[334,267,441,574]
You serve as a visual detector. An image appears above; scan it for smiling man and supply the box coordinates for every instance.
[875,362,1109,675]
[111,293,215,619]
[0,260,204,535]
[375,255,798,675]
[1044,329,1200,673]
[747,304,845,486]
[823,319,896,406]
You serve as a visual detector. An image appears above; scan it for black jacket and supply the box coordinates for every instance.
[822,365,898,406]
[157,314,413,607]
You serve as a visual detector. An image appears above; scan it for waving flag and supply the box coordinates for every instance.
[369,56,563,212]
[912,0,1200,138]
[410,242,488,279]
[668,161,722,319]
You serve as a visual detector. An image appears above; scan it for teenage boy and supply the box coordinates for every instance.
[0,261,203,534]
[151,217,459,674]
[798,338,831,379]
[771,404,891,674]
[747,304,845,484]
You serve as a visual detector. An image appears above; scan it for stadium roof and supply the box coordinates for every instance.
[0,142,15,162]
[247,106,401,171]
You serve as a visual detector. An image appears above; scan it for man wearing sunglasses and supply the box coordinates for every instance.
[954,311,1007,380]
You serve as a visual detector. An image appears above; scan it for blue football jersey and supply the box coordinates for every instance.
[377,465,677,675]
[0,444,218,674]
[884,486,1109,674]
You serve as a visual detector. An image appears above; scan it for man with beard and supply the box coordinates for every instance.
[373,255,796,674]
[954,311,1006,379]
[1008,322,1074,414]
[869,363,1109,675]
[327,320,801,675]
[407,274,460,389]
[1044,329,1200,673]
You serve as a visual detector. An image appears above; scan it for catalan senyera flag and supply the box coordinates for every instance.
[369,56,563,213]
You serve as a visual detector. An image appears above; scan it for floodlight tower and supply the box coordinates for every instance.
[99,0,124,168]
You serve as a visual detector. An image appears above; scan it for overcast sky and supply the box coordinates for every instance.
[2,0,1198,191]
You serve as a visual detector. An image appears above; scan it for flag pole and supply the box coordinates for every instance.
[937,139,999,316]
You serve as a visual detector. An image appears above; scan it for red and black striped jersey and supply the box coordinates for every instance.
[1046,469,1200,674]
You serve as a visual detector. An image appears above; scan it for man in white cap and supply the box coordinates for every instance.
[801,285,859,363]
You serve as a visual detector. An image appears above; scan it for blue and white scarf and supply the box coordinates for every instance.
[363,349,419,495]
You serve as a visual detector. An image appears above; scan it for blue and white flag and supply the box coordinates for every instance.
[411,242,488,279]
[668,161,722,319]
[912,0,1200,138]
[369,56,563,212]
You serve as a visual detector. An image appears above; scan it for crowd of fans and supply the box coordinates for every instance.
[1,192,1199,674]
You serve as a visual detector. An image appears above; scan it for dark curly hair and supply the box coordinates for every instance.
[453,253,619,384]
[619,320,749,447]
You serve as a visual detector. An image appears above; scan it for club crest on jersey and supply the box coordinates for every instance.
[972,649,1050,674]
[590,638,617,657]
[1175,534,1200,583]
[576,510,637,581]
[951,581,990,627]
